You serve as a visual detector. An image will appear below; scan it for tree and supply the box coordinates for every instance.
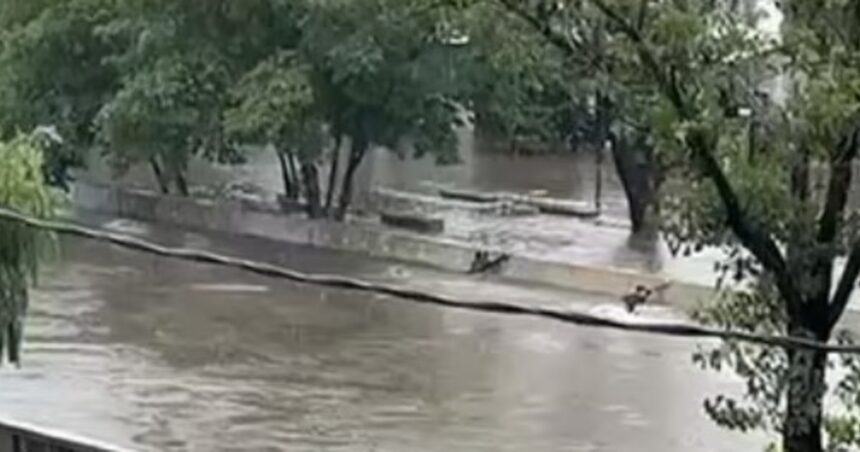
[0,133,58,364]
[300,0,468,220]
[0,0,120,191]
[467,0,662,234]
[469,0,860,450]
[224,52,330,217]
[95,52,238,195]
[94,0,276,195]
[457,2,584,155]
[575,0,860,450]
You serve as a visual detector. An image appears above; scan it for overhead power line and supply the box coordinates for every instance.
[1,207,859,354]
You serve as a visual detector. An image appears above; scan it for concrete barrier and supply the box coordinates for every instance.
[70,182,716,310]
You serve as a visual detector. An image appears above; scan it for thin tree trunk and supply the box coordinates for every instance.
[149,157,170,194]
[325,136,343,215]
[783,339,827,452]
[335,136,368,221]
[301,161,323,219]
[276,150,296,199]
[286,151,300,197]
[174,170,190,197]
[594,140,604,213]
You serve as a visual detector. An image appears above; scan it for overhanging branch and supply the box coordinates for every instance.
[494,0,585,58]
[584,0,802,314]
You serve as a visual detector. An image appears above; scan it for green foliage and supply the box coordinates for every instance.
[460,2,586,149]
[93,0,297,190]
[599,0,860,449]
[693,285,789,436]
[96,51,239,177]
[301,0,468,164]
[224,52,326,159]
[0,0,119,182]
[0,133,57,364]
[475,0,860,449]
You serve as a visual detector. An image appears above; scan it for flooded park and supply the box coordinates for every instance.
[1,116,856,452]
[4,1,860,451]
[0,218,763,452]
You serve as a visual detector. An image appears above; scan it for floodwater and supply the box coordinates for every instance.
[0,219,764,452]
[79,124,860,285]
[80,127,664,274]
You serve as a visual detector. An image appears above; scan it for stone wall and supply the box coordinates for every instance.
[71,182,714,311]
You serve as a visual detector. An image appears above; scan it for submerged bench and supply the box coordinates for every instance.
[380,211,444,234]
[440,188,599,218]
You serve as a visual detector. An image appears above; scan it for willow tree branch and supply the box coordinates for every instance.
[1,207,858,354]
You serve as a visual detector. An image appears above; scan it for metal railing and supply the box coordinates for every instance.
[0,418,127,452]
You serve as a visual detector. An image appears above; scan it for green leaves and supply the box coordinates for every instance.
[0,0,118,157]
[97,51,237,179]
[299,0,466,161]
[0,132,58,365]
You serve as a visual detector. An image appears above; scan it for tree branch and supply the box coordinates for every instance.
[688,132,803,316]
[494,0,584,58]
[584,0,802,315]
[829,242,860,331]
[587,0,684,110]
[826,123,860,329]
[818,123,859,244]
[636,0,649,31]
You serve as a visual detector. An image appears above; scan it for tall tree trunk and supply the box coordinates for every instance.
[301,161,323,219]
[611,130,658,235]
[335,135,368,221]
[276,150,297,199]
[149,157,170,194]
[325,136,343,215]
[783,338,827,452]
[594,140,604,213]
[174,170,190,197]
[286,151,300,197]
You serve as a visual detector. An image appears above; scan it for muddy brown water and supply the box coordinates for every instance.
[0,218,764,452]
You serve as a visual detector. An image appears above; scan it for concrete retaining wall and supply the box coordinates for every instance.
[71,182,714,310]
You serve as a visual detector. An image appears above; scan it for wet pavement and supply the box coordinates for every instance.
[0,218,765,452]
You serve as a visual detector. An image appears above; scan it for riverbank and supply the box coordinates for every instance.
[70,181,715,311]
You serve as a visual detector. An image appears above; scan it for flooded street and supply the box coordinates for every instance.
[0,220,763,452]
